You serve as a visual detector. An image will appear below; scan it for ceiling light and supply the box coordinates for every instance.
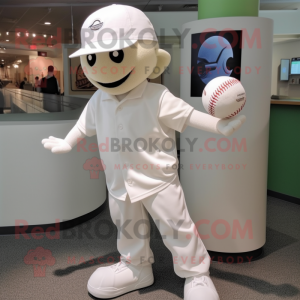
[1,59,4,61]
[26,32,29,37]
[6,40,9,42]
[44,22,51,25]
[33,33,36,37]
[6,32,9,35]
[43,34,46,37]
[7,66,10,68]
[3,48,6,50]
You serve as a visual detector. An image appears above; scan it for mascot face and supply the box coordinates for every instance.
[197,36,233,84]
[80,41,170,95]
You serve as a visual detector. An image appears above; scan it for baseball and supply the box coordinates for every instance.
[202,76,246,119]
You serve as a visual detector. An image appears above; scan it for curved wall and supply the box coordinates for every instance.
[0,89,106,229]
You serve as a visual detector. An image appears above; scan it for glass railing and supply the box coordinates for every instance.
[0,88,90,121]
[1,88,88,113]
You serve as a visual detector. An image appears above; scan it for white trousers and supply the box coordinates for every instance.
[108,175,211,278]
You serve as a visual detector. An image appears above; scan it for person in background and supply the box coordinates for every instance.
[19,77,28,89]
[40,66,60,95]
[34,76,40,92]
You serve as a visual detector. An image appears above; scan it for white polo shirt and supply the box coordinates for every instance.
[76,80,194,202]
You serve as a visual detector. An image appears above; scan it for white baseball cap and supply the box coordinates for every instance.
[69,4,158,58]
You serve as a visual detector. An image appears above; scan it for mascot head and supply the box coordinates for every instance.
[70,4,170,95]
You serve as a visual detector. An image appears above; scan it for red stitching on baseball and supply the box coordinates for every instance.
[208,78,239,117]
[226,97,246,119]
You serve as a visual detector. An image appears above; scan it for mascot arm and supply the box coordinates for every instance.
[186,110,246,137]
[64,125,86,148]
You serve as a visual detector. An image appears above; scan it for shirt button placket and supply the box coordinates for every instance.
[115,105,128,189]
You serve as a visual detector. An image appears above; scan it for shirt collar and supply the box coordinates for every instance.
[102,80,148,102]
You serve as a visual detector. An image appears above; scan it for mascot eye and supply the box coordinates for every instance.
[109,50,124,63]
[87,54,96,67]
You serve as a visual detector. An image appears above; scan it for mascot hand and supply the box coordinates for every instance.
[41,136,72,154]
[216,115,246,137]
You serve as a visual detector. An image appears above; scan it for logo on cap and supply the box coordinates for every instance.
[89,20,103,31]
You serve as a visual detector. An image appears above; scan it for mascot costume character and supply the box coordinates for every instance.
[42,4,246,300]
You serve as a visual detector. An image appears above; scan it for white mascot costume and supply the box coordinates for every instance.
[42,4,246,300]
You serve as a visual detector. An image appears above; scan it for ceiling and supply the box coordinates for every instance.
[0,2,199,48]
[260,0,300,10]
[0,0,299,54]
[0,53,28,66]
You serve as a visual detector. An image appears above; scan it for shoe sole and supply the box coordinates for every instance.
[87,273,154,299]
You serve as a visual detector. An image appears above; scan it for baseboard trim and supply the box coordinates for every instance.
[0,200,107,235]
[268,190,300,205]
[208,247,263,264]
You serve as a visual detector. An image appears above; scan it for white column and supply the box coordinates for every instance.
[180,17,273,253]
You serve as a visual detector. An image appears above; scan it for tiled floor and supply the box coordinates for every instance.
[0,196,299,300]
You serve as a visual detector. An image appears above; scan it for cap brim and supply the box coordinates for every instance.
[69,39,138,58]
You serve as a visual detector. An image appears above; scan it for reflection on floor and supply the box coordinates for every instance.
[5,83,18,89]
[0,196,299,300]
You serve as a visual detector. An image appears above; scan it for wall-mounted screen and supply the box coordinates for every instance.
[280,59,290,81]
[291,57,300,75]
[190,30,243,97]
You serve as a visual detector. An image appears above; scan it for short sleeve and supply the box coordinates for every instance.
[76,92,98,137]
[158,91,194,133]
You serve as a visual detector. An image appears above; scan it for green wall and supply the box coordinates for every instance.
[198,0,259,20]
[268,104,300,199]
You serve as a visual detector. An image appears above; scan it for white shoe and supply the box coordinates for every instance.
[87,261,154,298]
[184,275,220,300]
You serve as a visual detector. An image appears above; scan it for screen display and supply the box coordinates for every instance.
[190,30,242,97]
[291,58,300,75]
[280,59,290,81]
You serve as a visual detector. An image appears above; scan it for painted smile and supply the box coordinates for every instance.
[97,69,133,88]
